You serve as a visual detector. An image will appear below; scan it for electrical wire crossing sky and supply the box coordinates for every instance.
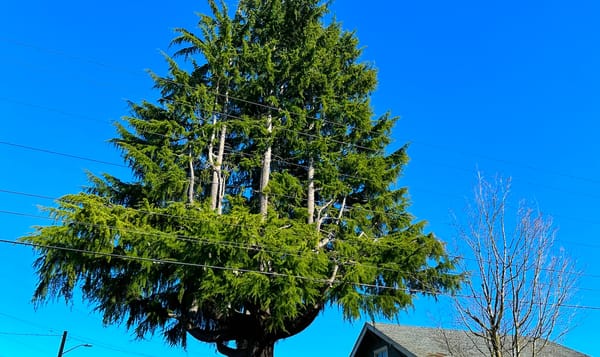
[1,0,600,356]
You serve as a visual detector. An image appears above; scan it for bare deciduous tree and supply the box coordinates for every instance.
[453,174,579,357]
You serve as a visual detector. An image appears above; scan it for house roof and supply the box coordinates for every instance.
[349,323,589,357]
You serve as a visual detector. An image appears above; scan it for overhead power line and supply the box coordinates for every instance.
[1,180,598,254]
[413,140,600,185]
[3,35,600,185]
[0,332,61,337]
[2,37,599,282]
[1,187,599,276]
[4,93,600,205]
[0,141,126,168]
[0,208,465,279]
[0,35,142,76]
[0,310,160,357]
[0,237,435,288]
[2,130,600,217]
[1,203,597,281]
[0,96,108,124]
[1,237,599,311]
[0,130,387,186]
[0,34,385,129]
[68,334,161,357]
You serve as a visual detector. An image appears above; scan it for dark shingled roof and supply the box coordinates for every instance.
[350,323,589,357]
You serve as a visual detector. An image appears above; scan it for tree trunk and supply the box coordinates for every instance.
[209,122,219,211]
[307,157,315,224]
[259,113,272,219]
[187,149,195,204]
[216,123,227,214]
[490,333,503,357]
[216,340,274,357]
[210,88,228,213]
[252,344,273,357]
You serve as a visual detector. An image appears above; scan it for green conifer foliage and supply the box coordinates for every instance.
[22,1,461,356]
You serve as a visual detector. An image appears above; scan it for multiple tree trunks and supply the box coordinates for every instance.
[452,174,578,357]
[21,1,461,357]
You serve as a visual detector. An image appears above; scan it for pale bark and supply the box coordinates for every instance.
[187,149,195,204]
[307,157,315,224]
[259,113,272,219]
[452,174,579,357]
[315,198,335,233]
[210,88,228,213]
[209,157,219,210]
[208,97,219,211]
[216,123,227,214]
[317,196,346,249]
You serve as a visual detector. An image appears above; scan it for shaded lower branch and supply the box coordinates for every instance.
[271,302,325,340]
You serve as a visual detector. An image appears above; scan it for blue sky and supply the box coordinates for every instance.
[1,0,599,356]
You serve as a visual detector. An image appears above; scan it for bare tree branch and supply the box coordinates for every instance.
[451,173,580,357]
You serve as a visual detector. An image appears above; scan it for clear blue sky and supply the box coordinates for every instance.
[1,0,599,356]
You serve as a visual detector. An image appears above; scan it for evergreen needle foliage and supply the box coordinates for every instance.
[22,1,461,356]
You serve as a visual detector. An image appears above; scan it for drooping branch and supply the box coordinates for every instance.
[187,326,233,343]
[183,310,260,344]
[272,302,324,341]
[22,2,463,357]
[216,341,242,357]
[272,264,338,340]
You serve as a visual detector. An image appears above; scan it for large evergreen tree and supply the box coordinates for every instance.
[22,1,460,356]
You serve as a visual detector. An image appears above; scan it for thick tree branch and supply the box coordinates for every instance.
[271,302,324,340]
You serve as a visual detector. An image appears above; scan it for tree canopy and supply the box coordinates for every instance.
[22,1,460,356]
